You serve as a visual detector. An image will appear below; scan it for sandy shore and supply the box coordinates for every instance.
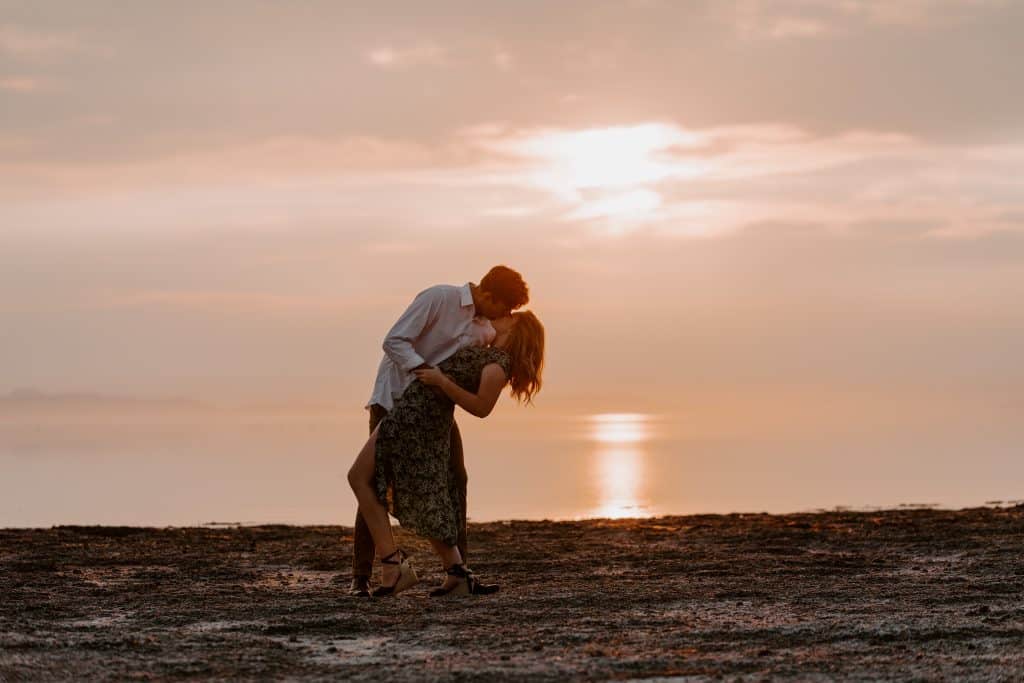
[2,506,1023,681]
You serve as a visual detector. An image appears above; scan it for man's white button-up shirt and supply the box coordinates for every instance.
[367,283,479,412]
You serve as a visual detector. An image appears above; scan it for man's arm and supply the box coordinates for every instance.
[382,287,445,371]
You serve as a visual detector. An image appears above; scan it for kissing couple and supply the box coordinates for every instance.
[347,265,545,597]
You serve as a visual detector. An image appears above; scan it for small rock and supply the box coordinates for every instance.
[288,635,298,643]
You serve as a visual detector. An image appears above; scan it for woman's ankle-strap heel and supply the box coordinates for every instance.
[371,549,419,597]
[429,563,477,598]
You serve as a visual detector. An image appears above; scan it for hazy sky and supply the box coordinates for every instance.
[2,0,1022,413]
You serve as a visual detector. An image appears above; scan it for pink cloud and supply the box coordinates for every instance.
[2,121,1021,242]
[0,76,45,92]
[0,24,108,60]
[365,43,447,69]
[87,290,366,316]
[726,0,1009,40]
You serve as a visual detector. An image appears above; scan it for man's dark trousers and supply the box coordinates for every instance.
[352,404,469,579]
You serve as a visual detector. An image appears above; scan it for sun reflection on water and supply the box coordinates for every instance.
[588,413,654,519]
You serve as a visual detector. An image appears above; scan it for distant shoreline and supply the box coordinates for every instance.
[4,500,1022,531]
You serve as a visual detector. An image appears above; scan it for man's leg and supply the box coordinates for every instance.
[351,513,375,578]
[350,405,388,593]
[449,419,469,563]
[448,419,498,595]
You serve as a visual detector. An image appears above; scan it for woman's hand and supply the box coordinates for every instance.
[413,366,449,388]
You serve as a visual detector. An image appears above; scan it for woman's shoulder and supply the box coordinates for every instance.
[447,345,508,372]
[483,347,511,375]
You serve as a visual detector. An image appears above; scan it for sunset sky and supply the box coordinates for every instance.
[3,0,1022,418]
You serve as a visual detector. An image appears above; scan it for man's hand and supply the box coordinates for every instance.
[413,366,449,388]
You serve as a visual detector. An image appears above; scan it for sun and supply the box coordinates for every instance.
[481,123,708,223]
[590,413,651,444]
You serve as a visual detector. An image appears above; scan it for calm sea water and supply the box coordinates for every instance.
[2,400,1021,528]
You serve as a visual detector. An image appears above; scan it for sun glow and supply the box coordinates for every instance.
[590,413,652,444]
[481,123,709,224]
[510,124,701,191]
[566,189,662,222]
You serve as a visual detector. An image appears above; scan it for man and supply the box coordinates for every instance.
[349,265,530,596]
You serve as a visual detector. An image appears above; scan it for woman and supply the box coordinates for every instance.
[347,310,545,597]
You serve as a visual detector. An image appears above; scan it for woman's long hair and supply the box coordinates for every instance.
[504,310,545,404]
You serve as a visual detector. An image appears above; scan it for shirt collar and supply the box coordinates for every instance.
[460,283,475,309]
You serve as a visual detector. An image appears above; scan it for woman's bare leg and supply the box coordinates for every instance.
[347,428,400,585]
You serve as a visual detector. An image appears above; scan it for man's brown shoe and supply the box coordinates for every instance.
[348,575,371,597]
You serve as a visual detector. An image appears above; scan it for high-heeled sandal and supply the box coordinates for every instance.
[371,549,419,597]
[429,563,479,598]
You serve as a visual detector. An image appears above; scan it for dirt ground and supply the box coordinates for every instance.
[2,506,1023,681]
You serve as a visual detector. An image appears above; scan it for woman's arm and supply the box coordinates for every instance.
[413,364,507,418]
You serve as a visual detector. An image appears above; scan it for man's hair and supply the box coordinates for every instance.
[480,265,529,311]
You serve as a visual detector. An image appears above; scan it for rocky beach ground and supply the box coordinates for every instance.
[2,506,1023,681]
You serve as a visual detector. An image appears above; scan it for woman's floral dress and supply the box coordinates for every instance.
[374,345,510,546]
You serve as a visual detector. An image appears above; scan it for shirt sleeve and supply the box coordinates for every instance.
[381,287,444,371]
